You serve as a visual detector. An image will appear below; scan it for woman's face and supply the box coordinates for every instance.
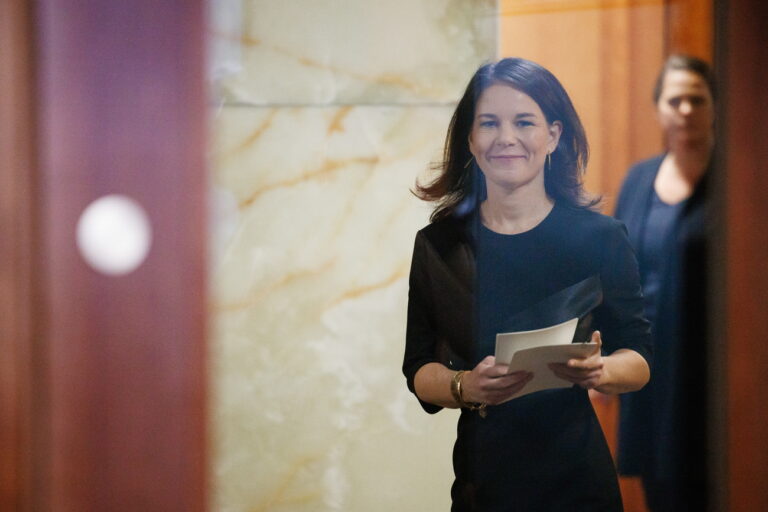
[469,84,561,195]
[656,69,714,145]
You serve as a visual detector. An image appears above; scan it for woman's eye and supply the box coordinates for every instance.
[516,120,533,127]
[479,120,497,128]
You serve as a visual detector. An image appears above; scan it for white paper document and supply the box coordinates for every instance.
[494,318,598,398]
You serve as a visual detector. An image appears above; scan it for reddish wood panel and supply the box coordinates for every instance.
[665,0,713,60]
[18,1,210,510]
[0,1,37,510]
[598,5,665,213]
[597,5,633,211]
[722,0,768,509]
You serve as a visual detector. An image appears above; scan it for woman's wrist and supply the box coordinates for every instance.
[593,350,649,394]
[450,370,487,417]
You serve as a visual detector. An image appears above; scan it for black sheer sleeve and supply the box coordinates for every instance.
[402,232,443,414]
[593,221,653,369]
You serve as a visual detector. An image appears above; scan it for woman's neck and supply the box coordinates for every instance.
[480,186,554,235]
[656,137,712,204]
[667,135,713,183]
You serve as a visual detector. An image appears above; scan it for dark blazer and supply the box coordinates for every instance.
[615,154,710,506]
[401,216,475,414]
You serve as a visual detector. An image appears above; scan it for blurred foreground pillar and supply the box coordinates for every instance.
[0,1,208,510]
[718,0,768,510]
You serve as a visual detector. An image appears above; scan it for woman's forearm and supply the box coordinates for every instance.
[594,349,650,394]
[414,362,461,408]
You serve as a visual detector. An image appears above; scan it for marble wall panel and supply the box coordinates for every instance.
[210,0,497,105]
[209,105,461,511]
[209,0,500,509]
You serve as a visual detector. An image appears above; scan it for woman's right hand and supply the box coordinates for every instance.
[461,356,533,405]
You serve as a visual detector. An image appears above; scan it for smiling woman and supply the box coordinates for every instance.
[468,84,562,212]
[415,59,596,227]
[404,57,652,511]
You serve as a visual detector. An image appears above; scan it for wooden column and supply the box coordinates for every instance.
[719,0,768,509]
[1,1,209,510]
[665,0,714,59]
[0,1,37,510]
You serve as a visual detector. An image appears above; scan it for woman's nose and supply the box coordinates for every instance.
[496,124,516,145]
[679,100,693,115]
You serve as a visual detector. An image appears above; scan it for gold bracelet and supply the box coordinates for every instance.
[450,370,488,418]
[450,370,465,404]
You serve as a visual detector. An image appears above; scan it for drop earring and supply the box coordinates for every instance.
[546,152,552,170]
[464,156,474,169]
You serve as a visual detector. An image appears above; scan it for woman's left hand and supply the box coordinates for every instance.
[548,331,605,390]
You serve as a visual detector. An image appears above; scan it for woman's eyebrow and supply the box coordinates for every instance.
[476,112,537,118]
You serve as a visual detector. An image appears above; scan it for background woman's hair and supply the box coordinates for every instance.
[653,54,716,103]
[414,57,599,223]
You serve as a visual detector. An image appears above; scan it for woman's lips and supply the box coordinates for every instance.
[489,155,525,161]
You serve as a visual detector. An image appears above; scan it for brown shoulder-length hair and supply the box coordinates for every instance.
[415,57,598,223]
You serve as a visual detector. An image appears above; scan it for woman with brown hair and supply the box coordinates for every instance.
[402,57,652,511]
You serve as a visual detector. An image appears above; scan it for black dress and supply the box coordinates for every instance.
[615,155,710,512]
[403,203,652,511]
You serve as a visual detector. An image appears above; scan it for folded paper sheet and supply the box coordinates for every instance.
[495,318,597,398]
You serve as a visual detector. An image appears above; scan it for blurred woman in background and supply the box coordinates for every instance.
[615,55,715,512]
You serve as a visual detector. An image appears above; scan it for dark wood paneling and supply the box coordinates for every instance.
[0,1,37,510]
[2,1,209,510]
[721,0,768,509]
[665,0,713,59]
